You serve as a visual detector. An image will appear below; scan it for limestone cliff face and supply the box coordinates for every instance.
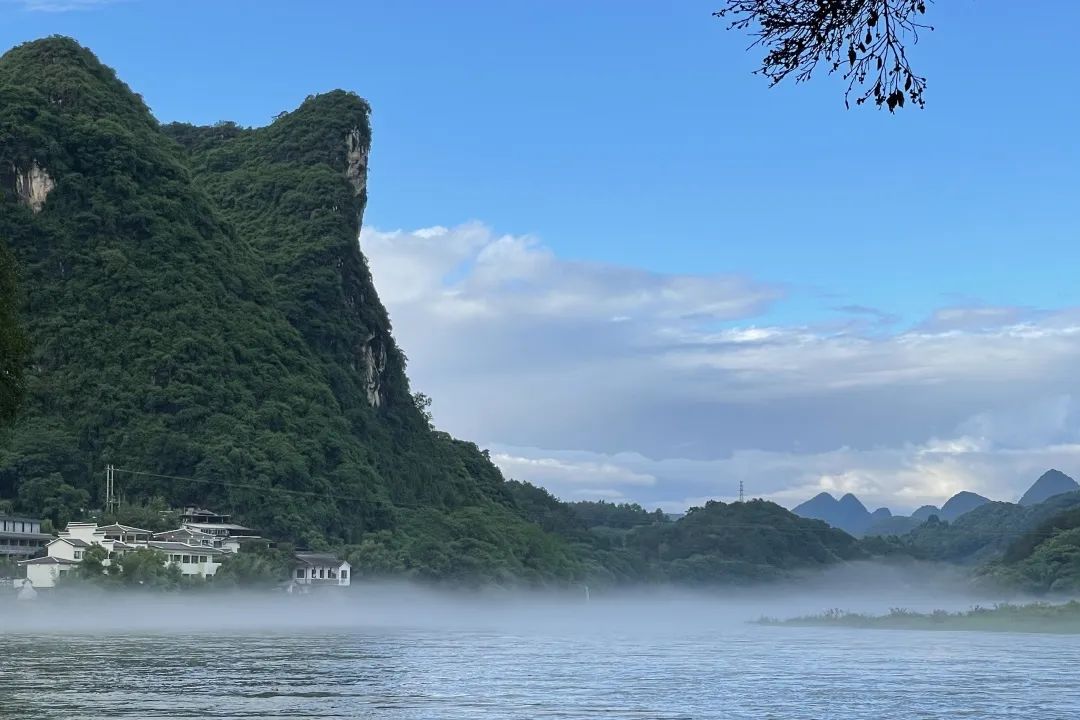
[340,125,386,409]
[344,128,368,201]
[166,91,408,417]
[11,161,54,213]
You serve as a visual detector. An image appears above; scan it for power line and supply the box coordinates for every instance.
[107,467,1080,542]
[110,466,402,507]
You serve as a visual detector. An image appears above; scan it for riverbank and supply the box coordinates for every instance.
[758,601,1080,634]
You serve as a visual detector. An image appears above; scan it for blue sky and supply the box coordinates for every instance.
[4,0,1078,324]
[5,0,1080,511]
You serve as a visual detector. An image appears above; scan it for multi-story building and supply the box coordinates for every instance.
[179,507,264,553]
[0,514,52,561]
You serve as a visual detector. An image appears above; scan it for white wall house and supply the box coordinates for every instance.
[21,556,80,588]
[147,541,224,578]
[292,552,351,588]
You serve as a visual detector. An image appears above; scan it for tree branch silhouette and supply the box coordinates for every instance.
[715,0,933,110]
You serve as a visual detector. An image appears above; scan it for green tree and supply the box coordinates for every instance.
[213,546,292,588]
[113,547,181,589]
[15,473,89,528]
[103,497,179,532]
[76,543,109,580]
[0,240,25,427]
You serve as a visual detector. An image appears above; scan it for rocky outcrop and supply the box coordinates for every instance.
[12,161,54,213]
[345,128,368,199]
[360,332,387,408]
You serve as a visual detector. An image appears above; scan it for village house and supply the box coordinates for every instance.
[145,541,225,579]
[19,556,79,586]
[0,514,52,560]
[179,507,264,552]
[291,552,351,589]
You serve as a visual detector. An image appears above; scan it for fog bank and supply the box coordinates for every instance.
[1,562,1041,637]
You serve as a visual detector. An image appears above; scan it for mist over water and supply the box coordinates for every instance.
[3,565,1076,719]
[0,562,1001,636]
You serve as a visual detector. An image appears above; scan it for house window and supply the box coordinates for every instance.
[198,556,208,563]
[74,551,83,560]
[182,555,191,564]
[329,569,336,579]
[295,569,304,579]
[340,570,348,581]
[319,568,325,579]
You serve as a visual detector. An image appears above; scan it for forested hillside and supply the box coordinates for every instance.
[0,37,881,586]
[0,36,572,576]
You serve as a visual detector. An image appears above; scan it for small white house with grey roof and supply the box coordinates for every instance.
[291,552,351,588]
[20,555,80,588]
[44,536,92,562]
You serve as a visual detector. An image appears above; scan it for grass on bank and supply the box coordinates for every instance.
[757,601,1080,634]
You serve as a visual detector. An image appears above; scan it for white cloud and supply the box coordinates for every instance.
[362,222,1080,513]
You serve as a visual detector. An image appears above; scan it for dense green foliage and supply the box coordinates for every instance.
[213,544,295,589]
[760,602,1080,634]
[974,505,1080,594]
[566,499,667,530]
[900,493,1080,564]
[636,500,862,582]
[65,546,183,590]
[0,239,24,427]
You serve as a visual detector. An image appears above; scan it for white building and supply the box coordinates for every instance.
[179,507,264,553]
[20,556,79,588]
[146,541,224,579]
[292,552,351,588]
[19,521,225,588]
[0,514,52,560]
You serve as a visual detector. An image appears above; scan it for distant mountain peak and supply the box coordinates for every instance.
[792,492,878,536]
[939,491,990,521]
[1019,469,1080,507]
[837,493,869,513]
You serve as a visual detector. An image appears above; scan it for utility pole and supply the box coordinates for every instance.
[738,480,744,503]
[105,464,119,515]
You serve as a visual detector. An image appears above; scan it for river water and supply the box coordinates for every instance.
[0,584,1076,719]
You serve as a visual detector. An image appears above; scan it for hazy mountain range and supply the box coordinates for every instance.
[792,469,1080,537]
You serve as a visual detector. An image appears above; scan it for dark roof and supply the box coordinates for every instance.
[154,528,214,539]
[147,541,224,554]
[0,531,53,540]
[51,537,91,548]
[295,552,348,567]
[97,523,153,534]
[182,522,255,532]
[0,514,43,523]
[18,556,79,566]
